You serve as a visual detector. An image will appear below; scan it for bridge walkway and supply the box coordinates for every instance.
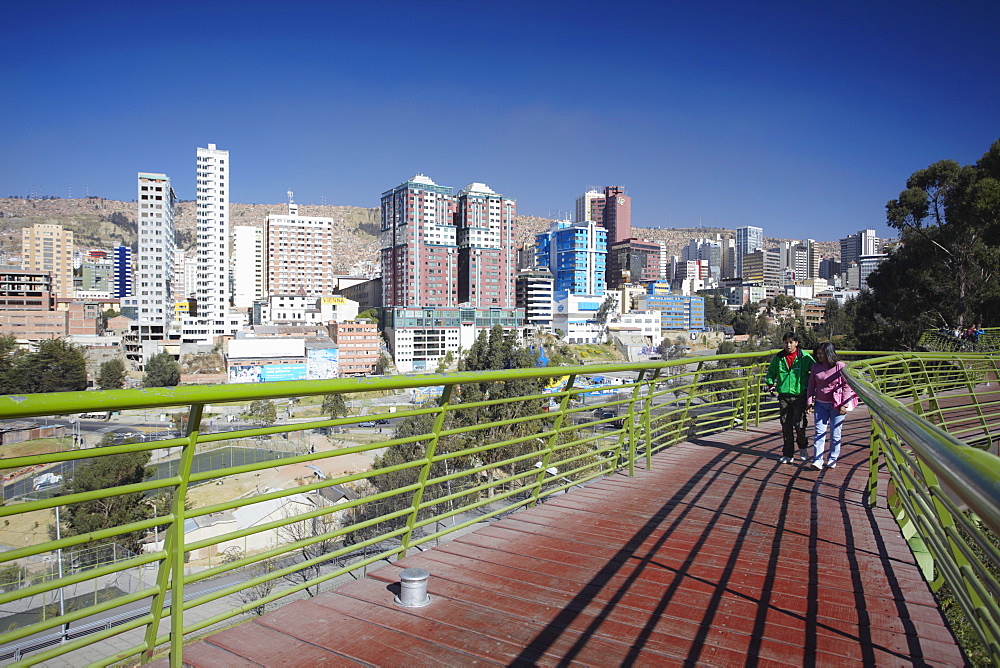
[167,410,964,665]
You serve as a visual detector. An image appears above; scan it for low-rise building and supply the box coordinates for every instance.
[330,320,380,375]
[385,306,525,373]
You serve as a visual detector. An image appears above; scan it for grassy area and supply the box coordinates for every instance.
[571,344,625,362]
[0,506,55,548]
[0,438,70,477]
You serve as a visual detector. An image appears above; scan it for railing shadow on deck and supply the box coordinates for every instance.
[0,348,996,665]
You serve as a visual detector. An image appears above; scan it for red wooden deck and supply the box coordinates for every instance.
[170,412,964,666]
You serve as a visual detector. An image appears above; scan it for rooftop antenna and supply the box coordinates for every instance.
[287,190,298,216]
[287,190,294,206]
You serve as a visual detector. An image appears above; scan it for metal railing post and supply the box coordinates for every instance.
[639,368,661,471]
[400,385,453,559]
[142,402,203,666]
[530,375,577,506]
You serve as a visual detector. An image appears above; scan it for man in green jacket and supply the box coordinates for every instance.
[764,332,815,464]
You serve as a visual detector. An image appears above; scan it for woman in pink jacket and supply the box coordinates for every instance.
[806,342,858,470]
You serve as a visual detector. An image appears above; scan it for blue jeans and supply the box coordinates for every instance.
[812,401,845,465]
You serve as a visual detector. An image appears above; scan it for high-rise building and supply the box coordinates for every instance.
[264,201,337,298]
[232,225,265,308]
[126,172,176,336]
[682,237,723,281]
[182,144,244,343]
[380,174,459,309]
[21,223,74,298]
[601,186,631,245]
[742,249,782,298]
[735,226,764,279]
[607,239,662,289]
[574,186,632,244]
[574,189,604,224]
[456,182,517,308]
[840,229,879,268]
[112,245,133,299]
[515,267,554,330]
[534,220,607,296]
[194,144,228,321]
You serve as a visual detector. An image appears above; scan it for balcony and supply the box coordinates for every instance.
[0,349,998,665]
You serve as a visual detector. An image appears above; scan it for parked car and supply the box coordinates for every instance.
[374,419,390,425]
[33,473,63,490]
[358,421,377,428]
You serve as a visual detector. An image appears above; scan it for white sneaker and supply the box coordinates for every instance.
[827,461,837,469]
[779,456,792,464]
[809,462,823,470]
[796,449,808,461]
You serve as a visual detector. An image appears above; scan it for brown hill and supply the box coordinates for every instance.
[0,198,841,269]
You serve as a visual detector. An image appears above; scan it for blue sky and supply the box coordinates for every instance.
[2,0,997,241]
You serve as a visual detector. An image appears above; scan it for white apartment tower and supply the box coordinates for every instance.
[130,173,176,332]
[232,225,265,308]
[182,144,244,342]
[195,144,229,320]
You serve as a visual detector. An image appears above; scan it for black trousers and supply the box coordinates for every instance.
[777,393,809,457]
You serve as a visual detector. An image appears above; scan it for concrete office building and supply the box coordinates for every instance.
[515,267,554,331]
[735,226,764,279]
[264,200,338,298]
[232,226,265,308]
[21,223,74,298]
[124,172,176,339]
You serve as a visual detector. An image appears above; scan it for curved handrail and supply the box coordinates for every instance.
[845,360,1000,534]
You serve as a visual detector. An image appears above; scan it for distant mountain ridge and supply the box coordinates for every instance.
[0,198,841,268]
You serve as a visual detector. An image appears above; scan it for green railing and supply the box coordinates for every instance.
[0,351,779,666]
[918,326,1000,354]
[849,352,1000,663]
[0,349,996,665]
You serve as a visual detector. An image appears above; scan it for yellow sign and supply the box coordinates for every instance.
[322,297,347,305]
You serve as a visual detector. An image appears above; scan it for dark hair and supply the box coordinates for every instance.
[781,332,799,343]
[814,342,839,364]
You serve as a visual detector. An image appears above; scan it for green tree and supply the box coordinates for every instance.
[97,358,127,390]
[0,335,28,394]
[357,308,380,324]
[821,299,849,339]
[703,292,733,326]
[374,353,392,375]
[321,394,348,418]
[244,399,277,426]
[594,295,617,340]
[33,338,88,393]
[874,138,1000,345]
[730,303,758,336]
[347,326,594,546]
[57,444,152,562]
[143,352,180,388]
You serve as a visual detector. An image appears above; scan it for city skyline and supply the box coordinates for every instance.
[2,1,998,241]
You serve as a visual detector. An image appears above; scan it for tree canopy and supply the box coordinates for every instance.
[871,138,1000,344]
[0,336,88,394]
[57,439,153,563]
[97,357,127,390]
[243,399,278,426]
[143,352,180,388]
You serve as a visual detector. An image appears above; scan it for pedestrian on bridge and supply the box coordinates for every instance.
[806,342,858,470]
[764,332,815,464]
